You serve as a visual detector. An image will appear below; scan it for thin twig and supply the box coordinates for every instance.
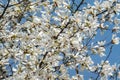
[0,0,10,19]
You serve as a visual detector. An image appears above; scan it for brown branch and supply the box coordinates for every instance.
[0,0,10,19]
[55,20,70,39]
[74,0,84,13]
[39,52,48,68]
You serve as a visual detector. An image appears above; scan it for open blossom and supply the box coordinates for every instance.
[92,45,105,57]
[98,41,106,46]
[72,74,83,80]
[33,16,41,24]
[112,26,120,33]
[115,4,120,12]
[111,34,120,44]
[100,61,116,78]
[118,72,120,79]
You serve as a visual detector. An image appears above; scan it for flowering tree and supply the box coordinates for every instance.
[0,0,120,80]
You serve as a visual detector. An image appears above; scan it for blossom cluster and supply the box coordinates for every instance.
[0,0,120,80]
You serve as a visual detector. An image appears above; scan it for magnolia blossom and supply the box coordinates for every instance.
[92,45,105,57]
[98,41,106,46]
[72,74,83,80]
[112,26,120,33]
[118,72,120,79]
[111,34,120,44]
[33,16,41,24]
[99,61,117,80]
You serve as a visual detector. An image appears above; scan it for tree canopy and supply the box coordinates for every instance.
[0,0,120,80]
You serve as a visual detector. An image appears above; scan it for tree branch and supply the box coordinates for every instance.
[0,0,10,19]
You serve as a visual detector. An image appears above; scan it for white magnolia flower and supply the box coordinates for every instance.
[33,16,41,24]
[72,74,84,80]
[112,26,120,33]
[115,4,120,12]
[118,72,120,79]
[92,45,105,57]
[101,1,112,9]
[98,41,106,46]
[100,61,116,77]
[111,34,120,44]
